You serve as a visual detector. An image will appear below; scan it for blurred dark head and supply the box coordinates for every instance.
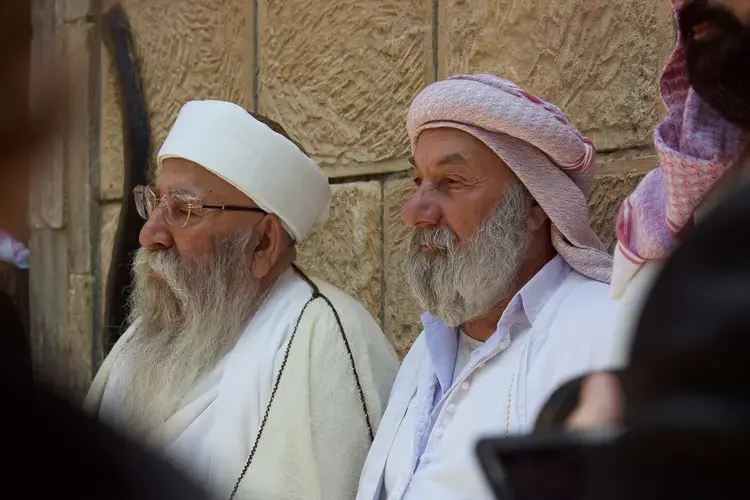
[488,181,750,500]
[626,180,750,427]
[601,179,750,499]
[679,0,750,128]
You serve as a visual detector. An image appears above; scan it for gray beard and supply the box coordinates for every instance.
[404,180,533,327]
[112,231,260,438]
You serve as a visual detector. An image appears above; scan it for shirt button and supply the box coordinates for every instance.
[422,457,430,465]
[433,428,444,439]
[477,361,486,368]
[446,403,457,413]
[461,381,470,391]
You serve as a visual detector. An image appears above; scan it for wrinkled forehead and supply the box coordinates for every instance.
[155,157,253,203]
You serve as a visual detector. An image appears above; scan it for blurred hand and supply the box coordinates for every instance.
[565,372,624,430]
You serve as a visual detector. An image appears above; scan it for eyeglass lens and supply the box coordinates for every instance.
[133,186,193,228]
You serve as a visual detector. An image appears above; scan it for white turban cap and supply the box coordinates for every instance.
[157,100,331,243]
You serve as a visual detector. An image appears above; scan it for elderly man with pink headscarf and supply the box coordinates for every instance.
[356,74,621,500]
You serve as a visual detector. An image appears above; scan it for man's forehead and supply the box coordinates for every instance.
[412,128,496,166]
[409,152,471,170]
[154,157,239,198]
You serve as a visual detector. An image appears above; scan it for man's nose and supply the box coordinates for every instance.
[402,187,441,228]
[138,211,174,250]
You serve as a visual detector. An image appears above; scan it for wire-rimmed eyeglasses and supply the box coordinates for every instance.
[133,184,267,228]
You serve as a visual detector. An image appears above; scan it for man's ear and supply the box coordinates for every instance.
[526,201,548,232]
[249,214,286,280]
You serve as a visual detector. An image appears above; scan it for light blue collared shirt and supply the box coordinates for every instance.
[416,255,570,458]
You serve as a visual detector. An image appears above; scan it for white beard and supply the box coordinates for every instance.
[111,231,261,439]
[404,179,533,327]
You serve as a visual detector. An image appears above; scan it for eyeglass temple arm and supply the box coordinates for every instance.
[199,205,295,245]
[201,204,267,213]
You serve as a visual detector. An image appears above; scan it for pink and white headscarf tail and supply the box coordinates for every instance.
[408,74,613,283]
[611,0,748,298]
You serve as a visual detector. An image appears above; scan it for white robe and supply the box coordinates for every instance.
[357,259,623,500]
[84,268,399,500]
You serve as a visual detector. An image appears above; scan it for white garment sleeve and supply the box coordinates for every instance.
[308,296,399,500]
[236,286,398,500]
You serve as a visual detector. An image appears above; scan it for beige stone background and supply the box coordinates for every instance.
[97,0,675,358]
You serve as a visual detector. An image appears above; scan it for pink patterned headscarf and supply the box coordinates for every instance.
[611,0,748,298]
[407,74,613,284]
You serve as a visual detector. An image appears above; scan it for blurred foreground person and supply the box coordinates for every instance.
[1,1,207,498]
[489,3,750,496]
[84,100,398,500]
[605,178,750,500]
[482,176,750,500]
[611,0,750,363]
[540,0,750,434]
[357,75,620,500]
[682,0,750,128]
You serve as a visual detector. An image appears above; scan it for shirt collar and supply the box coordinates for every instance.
[422,255,571,393]
[517,254,570,324]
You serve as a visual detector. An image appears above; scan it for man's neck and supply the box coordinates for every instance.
[463,249,555,342]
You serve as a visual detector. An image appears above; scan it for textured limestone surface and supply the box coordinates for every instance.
[297,182,383,326]
[100,0,254,200]
[99,202,122,299]
[440,0,674,151]
[65,273,96,397]
[258,0,433,172]
[383,178,422,356]
[100,48,124,201]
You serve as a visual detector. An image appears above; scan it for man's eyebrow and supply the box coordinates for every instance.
[408,152,468,169]
[169,187,200,199]
[436,152,468,166]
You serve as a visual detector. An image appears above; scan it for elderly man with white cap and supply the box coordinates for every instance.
[356,75,622,500]
[84,101,399,500]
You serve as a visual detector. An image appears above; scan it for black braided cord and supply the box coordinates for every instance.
[228,267,374,499]
[317,292,374,441]
[227,292,316,500]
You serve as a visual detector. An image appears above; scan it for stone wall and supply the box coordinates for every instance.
[28,0,102,398]
[100,0,674,357]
